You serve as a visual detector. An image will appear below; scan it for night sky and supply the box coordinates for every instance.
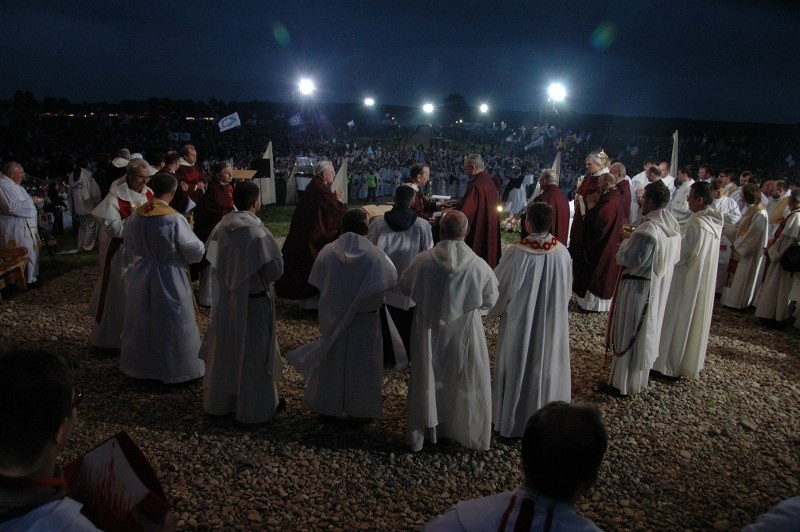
[5,0,799,124]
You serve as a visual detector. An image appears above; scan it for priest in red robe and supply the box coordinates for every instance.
[172,144,206,213]
[275,160,347,303]
[570,165,623,312]
[404,163,440,219]
[533,169,570,245]
[451,154,501,268]
[611,161,632,225]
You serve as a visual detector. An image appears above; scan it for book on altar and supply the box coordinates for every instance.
[64,431,170,532]
[431,195,451,201]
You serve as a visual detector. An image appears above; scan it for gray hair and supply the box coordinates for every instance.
[315,160,334,176]
[2,162,21,176]
[126,158,150,177]
[464,154,485,172]
[539,169,558,185]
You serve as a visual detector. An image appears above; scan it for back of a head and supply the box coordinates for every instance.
[526,202,553,234]
[234,181,260,211]
[522,402,607,503]
[691,181,714,206]
[742,183,760,205]
[394,185,416,209]
[440,210,468,240]
[0,350,73,471]
[315,160,333,177]
[465,153,485,172]
[117,148,131,160]
[644,180,670,209]
[149,172,178,197]
[341,208,369,236]
[164,151,181,166]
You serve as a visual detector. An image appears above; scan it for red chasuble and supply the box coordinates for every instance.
[535,184,570,245]
[458,170,501,268]
[571,187,622,300]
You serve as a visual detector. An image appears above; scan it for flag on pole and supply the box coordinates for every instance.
[218,112,241,132]
[332,158,348,204]
[670,130,679,180]
[257,142,276,205]
[347,120,355,128]
[524,136,544,150]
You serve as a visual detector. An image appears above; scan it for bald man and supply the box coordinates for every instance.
[400,210,499,452]
[0,162,41,285]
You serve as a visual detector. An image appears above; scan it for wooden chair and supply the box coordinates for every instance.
[0,241,29,303]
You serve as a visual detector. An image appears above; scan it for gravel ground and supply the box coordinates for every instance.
[1,255,798,531]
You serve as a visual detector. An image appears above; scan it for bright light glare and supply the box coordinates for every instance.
[298,78,315,95]
[479,103,489,113]
[422,103,434,114]
[548,83,566,102]
[364,97,375,107]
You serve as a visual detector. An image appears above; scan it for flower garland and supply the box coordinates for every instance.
[517,235,558,251]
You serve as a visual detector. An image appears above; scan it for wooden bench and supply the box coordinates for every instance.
[0,241,29,302]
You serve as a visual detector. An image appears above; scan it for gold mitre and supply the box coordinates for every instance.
[596,149,609,167]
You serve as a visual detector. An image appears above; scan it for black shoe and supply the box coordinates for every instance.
[275,398,287,415]
[650,369,681,382]
[595,381,623,396]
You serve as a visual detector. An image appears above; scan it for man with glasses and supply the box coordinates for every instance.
[88,159,153,351]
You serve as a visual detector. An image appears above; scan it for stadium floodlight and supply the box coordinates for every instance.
[298,78,316,96]
[422,103,434,114]
[548,83,566,102]
[364,97,375,107]
[479,103,489,114]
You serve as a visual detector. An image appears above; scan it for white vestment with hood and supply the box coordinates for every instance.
[721,206,768,309]
[287,232,397,418]
[487,233,572,438]
[399,240,499,451]
[119,200,205,383]
[88,176,152,349]
[608,208,681,395]
[201,211,284,423]
[654,207,724,379]
[756,208,800,321]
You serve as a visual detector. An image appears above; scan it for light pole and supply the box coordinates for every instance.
[297,78,316,145]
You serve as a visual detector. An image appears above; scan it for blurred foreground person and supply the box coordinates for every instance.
[287,209,397,420]
[424,402,607,532]
[400,211,498,451]
[0,349,176,531]
[88,159,153,351]
[120,173,205,383]
[488,203,572,438]
[201,182,285,423]
[606,181,680,395]
[275,160,347,307]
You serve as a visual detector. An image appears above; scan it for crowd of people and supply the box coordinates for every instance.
[2,122,800,528]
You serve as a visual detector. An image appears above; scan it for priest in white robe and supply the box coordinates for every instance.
[68,160,102,252]
[201,182,285,423]
[654,182,723,380]
[399,210,499,452]
[287,209,397,420]
[0,162,41,284]
[606,181,681,395]
[721,184,768,309]
[119,173,205,383]
[488,203,572,438]
[88,160,153,350]
[755,189,800,322]
[367,185,433,366]
[667,166,694,227]
[711,179,742,295]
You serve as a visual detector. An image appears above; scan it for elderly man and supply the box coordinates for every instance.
[0,162,41,285]
[653,181,723,381]
[201,182,285,423]
[605,181,680,395]
[531,168,569,245]
[571,170,622,312]
[368,185,434,365]
[424,402,607,532]
[630,157,658,224]
[449,154,501,268]
[610,161,632,226]
[88,159,153,350]
[275,160,347,306]
[488,203,572,438]
[400,210,499,451]
[120,173,205,383]
[287,209,397,421]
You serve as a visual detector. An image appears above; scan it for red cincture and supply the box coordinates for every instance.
[517,235,558,251]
